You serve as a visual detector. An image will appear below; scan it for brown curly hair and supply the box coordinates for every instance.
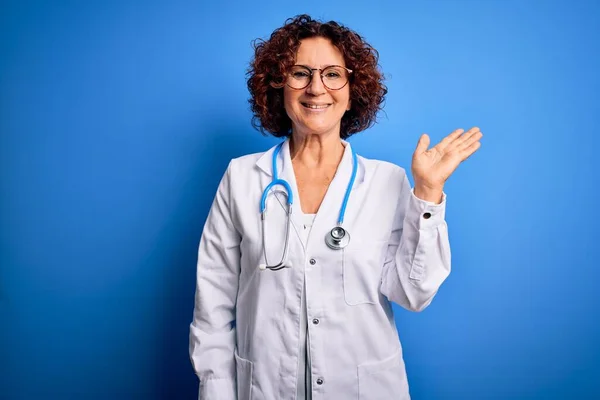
[246,14,387,140]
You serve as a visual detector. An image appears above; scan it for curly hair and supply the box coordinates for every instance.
[246,14,387,140]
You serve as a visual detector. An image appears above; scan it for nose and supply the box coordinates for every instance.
[306,71,327,96]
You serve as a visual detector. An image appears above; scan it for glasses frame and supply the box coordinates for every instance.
[286,64,353,91]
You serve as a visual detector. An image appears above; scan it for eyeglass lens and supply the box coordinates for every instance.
[287,66,349,90]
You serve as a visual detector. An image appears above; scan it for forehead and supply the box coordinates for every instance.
[295,37,346,67]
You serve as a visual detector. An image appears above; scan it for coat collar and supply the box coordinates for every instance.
[255,137,365,190]
[255,137,367,253]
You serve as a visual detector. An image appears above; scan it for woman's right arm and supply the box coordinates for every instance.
[189,161,241,400]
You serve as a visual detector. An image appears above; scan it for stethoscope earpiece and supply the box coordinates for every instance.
[259,261,292,271]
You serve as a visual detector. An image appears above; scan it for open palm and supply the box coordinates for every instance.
[411,127,483,189]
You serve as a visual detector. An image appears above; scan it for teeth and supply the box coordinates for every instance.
[304,104,329,109]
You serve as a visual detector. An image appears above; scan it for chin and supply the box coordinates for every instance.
[299,117,340,133]
[298,127,339,137]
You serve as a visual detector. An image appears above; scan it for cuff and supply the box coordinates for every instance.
[408,188,447,230]
[199,377,236,400]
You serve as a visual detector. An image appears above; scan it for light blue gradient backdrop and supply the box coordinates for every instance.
[1,0,598,399]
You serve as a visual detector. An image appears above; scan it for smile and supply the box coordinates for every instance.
[301,103,331,110]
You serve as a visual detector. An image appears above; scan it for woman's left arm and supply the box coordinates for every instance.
[379,174,450,311]
[380,127,483,311]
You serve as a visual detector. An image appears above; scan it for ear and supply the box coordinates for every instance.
[346,99,352,111]
[270,80,285,89]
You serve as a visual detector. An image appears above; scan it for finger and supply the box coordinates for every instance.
[436,128,465,151]
[447,127,481,151]
[459,140,482,161]
[414,133,430,156]
[456,131,483,151]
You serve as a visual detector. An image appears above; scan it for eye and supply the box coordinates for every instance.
[323,67,345,79]
[291,71,310,78]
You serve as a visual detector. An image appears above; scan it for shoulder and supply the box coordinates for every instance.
[218,150,266,179]
[214,151,266,203]
[357,154,408,182]
[228,151,264,170]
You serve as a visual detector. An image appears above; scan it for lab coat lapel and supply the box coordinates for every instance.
[307,140,364,250]
[278,139,307,250]
[255,139,305,251]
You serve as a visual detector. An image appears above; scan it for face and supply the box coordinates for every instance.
[282,37,351,138]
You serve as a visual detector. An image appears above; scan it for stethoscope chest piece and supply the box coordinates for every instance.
[325,226,350,250]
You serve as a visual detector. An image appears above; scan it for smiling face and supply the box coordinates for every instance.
[282,37,351,138]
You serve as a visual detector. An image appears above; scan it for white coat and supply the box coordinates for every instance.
[189,138,451,400]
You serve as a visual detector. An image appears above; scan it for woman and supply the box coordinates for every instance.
[189,14,482,400]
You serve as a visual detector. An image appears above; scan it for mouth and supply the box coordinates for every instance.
[301,102,331,110]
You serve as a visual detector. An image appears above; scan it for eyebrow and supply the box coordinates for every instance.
[295,64,345,69]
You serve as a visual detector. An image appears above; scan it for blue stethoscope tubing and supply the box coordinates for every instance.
[259,141,358,271]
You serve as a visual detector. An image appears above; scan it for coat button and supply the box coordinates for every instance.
[309,258,316,265]
[316,378,324,385]
[312,318,320,325]
[423,212,431,219]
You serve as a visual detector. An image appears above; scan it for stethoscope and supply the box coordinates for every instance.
[259,141,358,271]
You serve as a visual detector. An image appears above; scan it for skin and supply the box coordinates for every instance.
[412,128,483,203]
[282,37,482,212]
[284,37,351,213]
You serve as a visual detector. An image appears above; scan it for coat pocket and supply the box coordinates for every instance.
[235,350,253,400]
[357,349,410,400]
[343,239,388,305]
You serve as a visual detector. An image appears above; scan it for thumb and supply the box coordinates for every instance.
[414,133,430,156]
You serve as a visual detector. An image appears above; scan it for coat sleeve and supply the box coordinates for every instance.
[189,161,240,400]
[380,169,451,312]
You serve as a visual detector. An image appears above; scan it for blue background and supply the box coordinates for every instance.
[1,0,598,399]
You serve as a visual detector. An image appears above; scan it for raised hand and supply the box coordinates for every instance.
[411,127,483,203]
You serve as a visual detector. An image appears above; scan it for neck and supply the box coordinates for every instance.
[289,131,345,169]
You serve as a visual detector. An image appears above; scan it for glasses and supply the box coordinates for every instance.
[285,65,353,90]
